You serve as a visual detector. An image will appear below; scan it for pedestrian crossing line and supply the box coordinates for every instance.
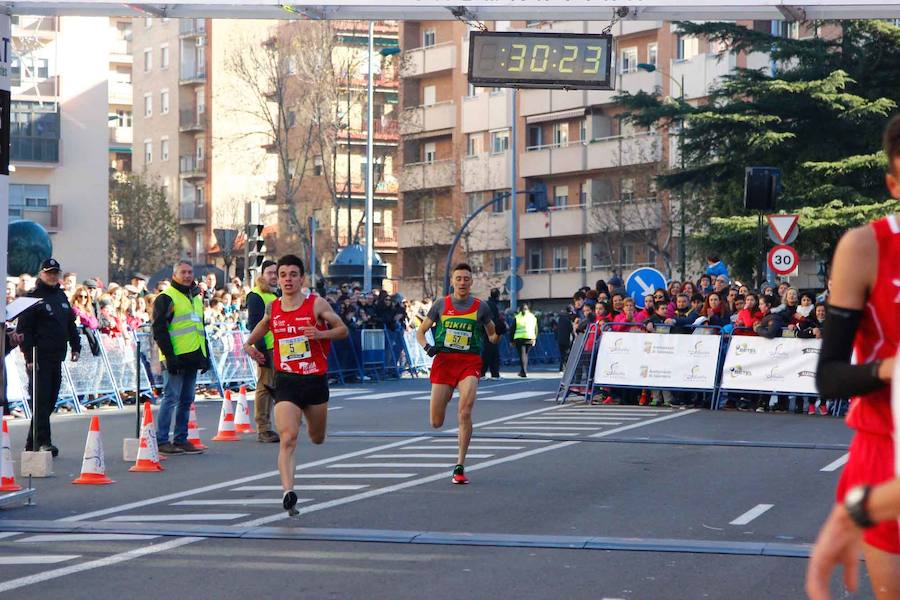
[105,514,249,522]
[490,425,600,431]
[327,406,344,412]
[518,420,624,425]
[17,534,160,543]
[0,532,21,540]
[820,453,849,472]
[527,415,641,421]
[402,445,524,451]
[480,431,579,437]
[171,499,313,507]
[730,504,774,526]
[560,409,669,414]
[464,437,548,443]
[292,473,416,478]
[327,463,453,468]
[485,391,553,401]
[412,395,498,401]
[353,391,422,401]
[329,389,372,398]
[0,556,81,565]
[367,453,494,459]
[233,485,367,491]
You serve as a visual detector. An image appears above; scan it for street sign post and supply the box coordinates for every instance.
[625,267,667,308]
[767,244,799,276]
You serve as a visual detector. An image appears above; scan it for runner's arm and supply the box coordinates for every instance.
[484,320,500,345]
[416,316,434,349]
[312,297,348,341]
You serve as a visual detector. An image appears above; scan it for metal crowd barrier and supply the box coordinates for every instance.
[556,323,601,404]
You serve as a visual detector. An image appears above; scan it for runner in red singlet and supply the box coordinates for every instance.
[806,117,900,600]
[244,254,348,517]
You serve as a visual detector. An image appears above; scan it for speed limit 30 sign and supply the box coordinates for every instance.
[768,244,799,276]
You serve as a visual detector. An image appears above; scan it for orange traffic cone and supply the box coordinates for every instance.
[0,412,22,492]
[212,391,239,441]
[130,402,164,472]
[187,403,207,449]
[234,386,254,434]
[73,416,114,485]
[639,390,648,406]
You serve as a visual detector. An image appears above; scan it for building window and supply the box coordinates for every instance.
[196,138,205,161]
[648,178,658,199]
[10,101,60,163]
[112,109,132,128]
[579,118,587,142]
[622,243,635,266]
[580,244,588,269]
[423,29,436,47]
[423,142,436,164]
[8,184,50,213]
[552,185,568,208]
[160,138,169,161]
[466,192,481,215]
[527,125,543,149]
[160,45,169,69]
[144,139,152,164]
[493,254,511,273]
[592,242,612,269]
[143,93,152,117]
[422,196,435,220]
[552,122,568,147]
[580,181,589,205]
[313,156,323,176]
[143,48,152,72]
[423,85,436,106]
[621,178,635,202]
[490,129,509,154]
[491,190,510,213]
[647,43,658,67]
[466,133,481,157]
[621,47,638,73]
[528,248,543,272]
[145,17,152,28]
[160,90,169,114]
[553,247,568,271]
[676,35,699,61]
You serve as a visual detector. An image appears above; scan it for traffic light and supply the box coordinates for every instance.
[244,202,266,284]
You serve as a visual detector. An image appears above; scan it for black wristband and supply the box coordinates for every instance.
[816,305,886,398]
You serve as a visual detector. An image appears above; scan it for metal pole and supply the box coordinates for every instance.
[135,340,142,438]
[444,195,503,295]
[309,215,317,290]
[0,13,9,325]
[509,88,518,312]
[364,20,375,293]
[679,74,686,281]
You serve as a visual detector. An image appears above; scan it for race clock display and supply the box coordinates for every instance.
[468,31,613,90]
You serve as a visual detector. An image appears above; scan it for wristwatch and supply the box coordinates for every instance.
[844,485,876,529]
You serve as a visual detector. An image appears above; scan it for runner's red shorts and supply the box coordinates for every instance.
[836,431,900,553]
[429,353,483,387]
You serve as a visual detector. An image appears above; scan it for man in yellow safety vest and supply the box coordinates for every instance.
[512,303,538,378]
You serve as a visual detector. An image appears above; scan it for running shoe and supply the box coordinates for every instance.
[282,490,299,516]
[451,464,469,485]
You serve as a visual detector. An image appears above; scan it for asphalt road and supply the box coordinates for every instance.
[0,368,870,599]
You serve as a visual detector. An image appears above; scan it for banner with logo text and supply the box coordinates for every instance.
[719,337,821,395]
[593,332,722,391]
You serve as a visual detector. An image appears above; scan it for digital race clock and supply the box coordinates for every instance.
[467,31,614,90]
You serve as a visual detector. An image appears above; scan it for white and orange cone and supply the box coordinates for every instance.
[212,390,239,442]
[234,386,254,434]
[72,416,114,485]
[129,402,164,472]
[0,412,22,492]
[187,403,208,449]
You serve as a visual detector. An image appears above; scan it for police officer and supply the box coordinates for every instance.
[512,303,538,378]
[246,259,279,443]
[480,288,505,379]
[152,260,208,455]
[17,258,81,456]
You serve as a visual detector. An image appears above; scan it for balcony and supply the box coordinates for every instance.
[520,270,587,300]
[401,42,456,78]
[585,132,661,170]
[399,160,455,192]
[520,89,587,117]
[109,126,132,146]
[179,18,206,38]
[179,155,206,179]
[179,109,207,132]
[109,81,132,106]
[338,225,398,248]
[109,38,132,63]
[11,205,61,232]
[11,137,59,164]
[587,198,663,233]
[670,51,738,100]
[520,204,587,239]
[179,201,206,225]
[461,152,510,193]
[461,91,511,134]
[179,66,207,85]
[397,217,455,248]
[520,141,586,178]
[399,101,455,136]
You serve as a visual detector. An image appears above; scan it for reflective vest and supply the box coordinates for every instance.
[513,311,537,341]
[249,286,277,350]
[158,286,207,360]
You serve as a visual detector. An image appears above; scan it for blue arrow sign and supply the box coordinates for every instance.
[625,267,667,308]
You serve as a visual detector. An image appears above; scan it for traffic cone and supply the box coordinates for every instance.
[639,390,648,406]
[187,403,207,449]
[212,390,239,441]
[0,412,22,492]
[72,416,114,485]
[234,386,254,434]
[129,401,164,472]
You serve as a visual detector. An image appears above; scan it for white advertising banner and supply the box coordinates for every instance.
[593,332,721,391]
[720,337,821,395]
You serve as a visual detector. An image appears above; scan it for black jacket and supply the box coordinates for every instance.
[487,298,506,335]
[247,287,278,367]
[556,314,574,345]
[151,281,209,370]
[17,280,81,361]
[756,311,788,339]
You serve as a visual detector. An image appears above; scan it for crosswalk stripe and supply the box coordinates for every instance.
[481,431,579,436]
[292,473,415,478]
[413,395,498,401]
[327,463,452,468]
[559,409,668,414]
[486,391,552,401]
[171,499,312,506]
[105,514,248,522]
[402,445,524,451]
[329,389,372,398]
[233,485,368,491]
[0,556,80,565]
[17,534,160,543]
[526,415,639,421]
[820,453,849,472]
[487,425,600,431]
[367,453,493,459]
[465,438,547,443]
[518,420,623,425]
[354,391,422,401]
[0,532,21,540]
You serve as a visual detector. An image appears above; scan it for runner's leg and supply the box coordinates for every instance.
[455,376,478,466]
[301,403,328,445]
[429,384,453,428]
[274,401,303,492]
[863,544,900,600]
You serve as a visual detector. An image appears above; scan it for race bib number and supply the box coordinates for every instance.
[444,328,472,351]
[279,335,311,361]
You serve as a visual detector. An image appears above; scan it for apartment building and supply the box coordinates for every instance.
[109,16,133,174]
[10,15,110,281]
[132,17,277,268]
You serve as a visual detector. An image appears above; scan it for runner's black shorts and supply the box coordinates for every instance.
[272,372,329,407]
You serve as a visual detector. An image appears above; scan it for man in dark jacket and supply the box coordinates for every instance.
[754,295,788,339]
[556,310,574,372]
[152,260,209,455]
[17,258,81,456]
[246,260,279,443]
[481,288,505,379]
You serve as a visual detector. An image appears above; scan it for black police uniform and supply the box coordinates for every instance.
[17,260,81,452]
[480,291,505,379]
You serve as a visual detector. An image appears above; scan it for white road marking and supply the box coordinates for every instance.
[367,453,494,459]
[820,453,849,472]
[413,395,498,401]
[0,555,80,565]
[352,391,422,401]
[588,410,698,438]
[730,504,774,526]
[480,431,579,437]
[485,391,553,401]
[517,420,623,426]
[0,532,21,539]
[463,438,548,443]
[328,389,372,398]
[328,463,453,468]
[560,410,667,415]
[327,406,343,412]
[233,485,367,491]
[105,514,248,522]
[0,537,202,594]
[402,445,524,451]
[17,534,160,543]
[486,425,600,431]
[171,499,312,506]
[526,415,640,421]
[292,473,415,479]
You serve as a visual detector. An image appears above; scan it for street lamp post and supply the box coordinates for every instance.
[637,63,686,281]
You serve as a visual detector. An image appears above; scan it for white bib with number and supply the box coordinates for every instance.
[279,335,311,362]
[444,328,472,351]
